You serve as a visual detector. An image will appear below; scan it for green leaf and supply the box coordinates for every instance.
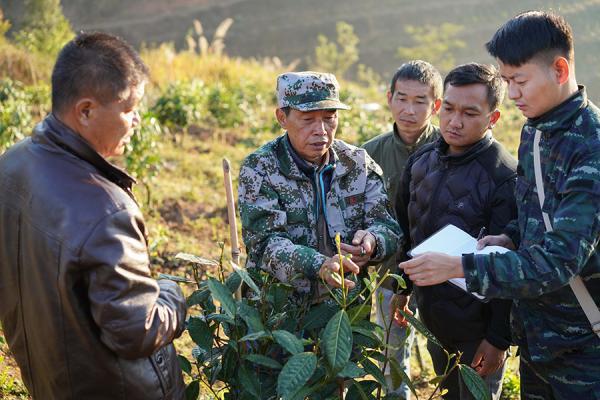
[158,273,193,283]
[361,357,386,387]
[352,326,381,342]
[322,309,353,373]
[459,364,492,400]
[337,361,366,378]
[206,277,237,317]
[244,354,282,369]
[347,304,372,324]
[398,309,444,349]
[185,380,200,400]
[178,355,192,376]
[239,331,271,341]
[175,252,219,267]
[273,330,304,355]
[206,313,234,324]
[187,316,213,350]
[301,302,337,330]
[225,271,242,294]
[277,352,317,399]
[347,380,378,400]
[186,289,210,307]
[238,364,261,398]
[388,273,407,290]
[389,358,417,398]
[231,261,261,294]
[238,301,265,332]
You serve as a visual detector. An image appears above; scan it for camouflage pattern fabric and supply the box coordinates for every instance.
[276,71,350,111]
[238,134,401,295]
[463,87,600,394]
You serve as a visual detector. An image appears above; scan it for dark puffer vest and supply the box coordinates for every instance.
[397,132,517,350]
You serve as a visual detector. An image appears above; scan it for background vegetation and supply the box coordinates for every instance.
[0,1,531,399]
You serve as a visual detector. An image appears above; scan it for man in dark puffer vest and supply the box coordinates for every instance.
[394,63,516,400]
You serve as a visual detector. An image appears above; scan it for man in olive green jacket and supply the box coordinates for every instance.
[362,60,442,399]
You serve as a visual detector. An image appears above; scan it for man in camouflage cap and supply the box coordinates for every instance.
[238,71,401,299]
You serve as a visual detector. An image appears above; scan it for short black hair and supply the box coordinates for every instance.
[485,11,574,66]
[51,32,149,114]
[390,60,443,100]
[443,63,505,110]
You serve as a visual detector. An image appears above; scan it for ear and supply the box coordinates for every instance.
[275,108,287,129]
[431,98,442,115]
[553,56,570,85]
[386,90,393,107]
[488,109,501,129]
[74,98,96,127]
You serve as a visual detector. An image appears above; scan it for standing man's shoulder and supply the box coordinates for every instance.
[362,129,395,154]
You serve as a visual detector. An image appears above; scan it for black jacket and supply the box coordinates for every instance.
[396,132,516,350]
[0,114,186,399]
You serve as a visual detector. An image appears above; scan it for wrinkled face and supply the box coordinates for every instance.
[84,83,145,158]
[277,108,338,164]
[498,60,561,119]
[440,83,498,155]
[387,79,439,144]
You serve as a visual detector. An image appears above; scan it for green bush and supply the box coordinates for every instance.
[0,78,49,154]
[151,80,208,131]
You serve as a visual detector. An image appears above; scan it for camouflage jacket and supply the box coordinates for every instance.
[463,87,600,362]
[238,133,402,294]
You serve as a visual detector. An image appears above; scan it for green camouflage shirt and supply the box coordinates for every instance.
[463,87,600,362]
[238,134,402,294]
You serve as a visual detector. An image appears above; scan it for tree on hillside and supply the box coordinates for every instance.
[15,0,72,56]
[396,23,466,74]
[311,21,359,80]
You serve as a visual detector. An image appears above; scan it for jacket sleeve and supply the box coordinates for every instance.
[238,158,326,282]
[82,209,187,360]
[463,152,600,299]
[483,177,517,349]
[363,156,403,264]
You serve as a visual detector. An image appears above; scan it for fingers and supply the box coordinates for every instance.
[340,243,369,267]
[351,230,368,245]
[476,235,496,250]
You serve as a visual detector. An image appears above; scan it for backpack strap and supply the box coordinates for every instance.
[533,129,600,338]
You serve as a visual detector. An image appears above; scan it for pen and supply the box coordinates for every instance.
[477,227,487,240]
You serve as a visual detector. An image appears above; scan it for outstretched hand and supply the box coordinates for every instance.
[398,252,463,286]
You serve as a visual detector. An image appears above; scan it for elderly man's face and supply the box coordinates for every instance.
[276,108,338,164]
[82,83,145,158]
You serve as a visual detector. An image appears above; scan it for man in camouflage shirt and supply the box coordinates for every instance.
[399,12,600,398]
[238,71,401,300]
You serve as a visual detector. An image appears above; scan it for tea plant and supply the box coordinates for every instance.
[166,235,491,400]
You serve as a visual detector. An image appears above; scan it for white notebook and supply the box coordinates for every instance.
[408,224,509,300]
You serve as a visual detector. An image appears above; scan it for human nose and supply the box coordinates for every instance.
[448,113,463,129]
[507,81,520,100]
[313,119,327,135]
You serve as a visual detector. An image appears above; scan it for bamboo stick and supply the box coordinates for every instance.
[222,158,241,300]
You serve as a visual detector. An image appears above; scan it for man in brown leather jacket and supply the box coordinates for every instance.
[0,32,187,399]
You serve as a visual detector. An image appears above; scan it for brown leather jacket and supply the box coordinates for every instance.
[0,114,187,399]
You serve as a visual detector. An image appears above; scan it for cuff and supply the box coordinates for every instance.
[462,253,481,293]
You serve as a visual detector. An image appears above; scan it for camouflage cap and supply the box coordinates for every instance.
[276,71,351,111]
